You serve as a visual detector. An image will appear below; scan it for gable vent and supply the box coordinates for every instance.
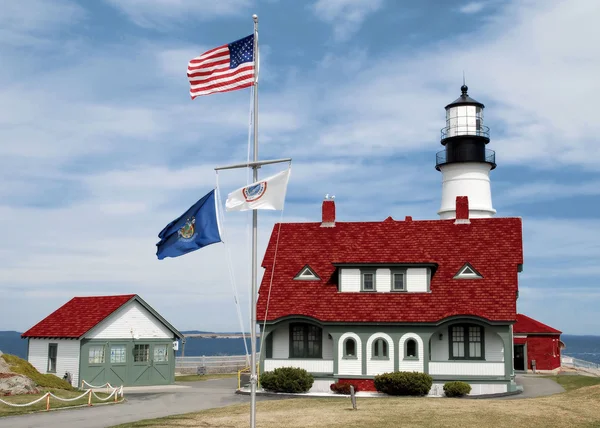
[454,263,482,279]
[294,265,320,281]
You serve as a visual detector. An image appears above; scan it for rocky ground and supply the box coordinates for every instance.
[0,352,39,396]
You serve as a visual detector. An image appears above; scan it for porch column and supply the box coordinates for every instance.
[330,333,341,377]
[421,332,433,375]
[498,327,518,392]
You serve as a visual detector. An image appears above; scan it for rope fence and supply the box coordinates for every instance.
[0,382,124,411]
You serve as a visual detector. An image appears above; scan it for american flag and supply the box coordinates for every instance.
[187,34,255,99]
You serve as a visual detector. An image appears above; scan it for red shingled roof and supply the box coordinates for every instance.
[22,295,136,338]
[257,215,523,323]
[514,314,561,334]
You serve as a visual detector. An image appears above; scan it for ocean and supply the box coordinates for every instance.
[1,332,599,364]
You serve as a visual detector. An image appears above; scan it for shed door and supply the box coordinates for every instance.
[150,344,170,384]
[131,344,152,385]
[514,344,525,371]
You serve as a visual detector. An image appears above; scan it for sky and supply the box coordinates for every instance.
[1,0,599,336]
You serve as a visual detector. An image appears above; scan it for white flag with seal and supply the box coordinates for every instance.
[226,168,291,212]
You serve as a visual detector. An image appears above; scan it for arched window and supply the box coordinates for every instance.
[343,338,357,358]
[372,338,388,359]
[405,339,418,359]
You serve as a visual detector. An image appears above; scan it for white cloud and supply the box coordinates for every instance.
[104,0,252,29]
[311,0,384,42]
[459,2,487,14]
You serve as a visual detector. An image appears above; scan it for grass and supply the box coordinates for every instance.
[544,374,600,392]
[0,389,115,417]
[1,354,74,390]
[111,377,600,428]
[175,373,236,382]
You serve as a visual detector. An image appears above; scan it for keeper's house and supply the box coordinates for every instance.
[21,294,183,388]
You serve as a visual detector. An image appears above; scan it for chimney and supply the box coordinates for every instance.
[454,196,471,224]
[321,195,336,227]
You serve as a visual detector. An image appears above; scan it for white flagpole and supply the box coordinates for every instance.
[250,13,259,428]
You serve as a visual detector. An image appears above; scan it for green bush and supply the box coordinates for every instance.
[330,381,360,394]
[374,371,433,396]
[259,367,314,393]
[1,354,75,391]
[443,381,472,397]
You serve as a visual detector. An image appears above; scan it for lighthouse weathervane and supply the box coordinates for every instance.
[436,83,497,219]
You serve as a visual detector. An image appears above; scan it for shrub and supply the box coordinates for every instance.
[1,354,75,391]
[330,381,360,394]
[374,371,433,396]
[443,381,472,397]
[259,367,314,393]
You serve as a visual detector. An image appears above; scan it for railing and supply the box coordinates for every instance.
[264,358,334,374]
[175,354,255,374]
[429,361,505,376]
[562,355,600,375]
[441,124,490,139]
[435,148,496,168]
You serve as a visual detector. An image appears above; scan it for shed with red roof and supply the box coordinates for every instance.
[21,294,183,387]
[513,314,562,372]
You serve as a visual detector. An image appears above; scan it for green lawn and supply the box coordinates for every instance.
[175,373,236,382]
[0,389,117,417]
[544,374,600,391]
[111,376,600,428]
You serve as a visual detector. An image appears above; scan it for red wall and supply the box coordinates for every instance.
[337,378,377,392]
[526,335,561,370]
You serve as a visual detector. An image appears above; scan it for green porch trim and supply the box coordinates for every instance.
[261,315,513,327]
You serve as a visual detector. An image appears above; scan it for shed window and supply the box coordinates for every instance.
[89,345,105,364]
[47,343,57,373]
[372,338,388,359]
[110,345,126,364]
[154,344,168,362]
[133,344,150,362]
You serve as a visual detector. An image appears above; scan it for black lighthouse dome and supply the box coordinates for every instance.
[435,85,496,171]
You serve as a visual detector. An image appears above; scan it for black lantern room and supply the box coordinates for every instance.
[435,85,496,171]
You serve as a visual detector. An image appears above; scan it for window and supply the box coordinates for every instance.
[133,344,150,362]
[294,265,320,280]
[449,325,484,360]
[361,271,376,291]
[89,345,105,364]
[47,343,57,373]
[343,338,357,358]
[405,339,418,359]
[265,333,273,359]
[454,263,482,279]
[110,345,127,364]
[290,323,322,358]
[154,344,168,363]
[391,270,406,291]
[372,338,388,359]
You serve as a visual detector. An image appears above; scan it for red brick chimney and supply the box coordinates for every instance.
[321,197,336,227]
[455,196,471,224]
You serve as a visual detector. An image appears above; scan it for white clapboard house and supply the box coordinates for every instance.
[21,294,183,387]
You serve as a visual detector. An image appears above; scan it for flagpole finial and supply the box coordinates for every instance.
[252,14,258,22]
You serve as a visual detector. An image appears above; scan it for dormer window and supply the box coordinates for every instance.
[454,263,482,279]
[361,270,376,291]
[391,269,406,291]
[294,265,320,281]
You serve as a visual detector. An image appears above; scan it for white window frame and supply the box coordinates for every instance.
[391,269,407,291]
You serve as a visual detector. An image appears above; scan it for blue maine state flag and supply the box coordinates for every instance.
[156,190,222,260]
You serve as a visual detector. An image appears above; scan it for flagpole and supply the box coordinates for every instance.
[250,13,259,428]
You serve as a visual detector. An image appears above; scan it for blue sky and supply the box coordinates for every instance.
[1,0,599,335]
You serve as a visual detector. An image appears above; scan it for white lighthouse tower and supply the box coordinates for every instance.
[436,84,496,219]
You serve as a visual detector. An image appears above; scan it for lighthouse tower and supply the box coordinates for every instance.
[436,85,496,219]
